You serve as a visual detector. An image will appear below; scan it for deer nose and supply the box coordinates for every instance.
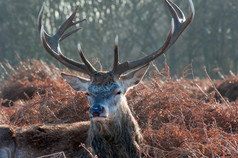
[90,105,104,117]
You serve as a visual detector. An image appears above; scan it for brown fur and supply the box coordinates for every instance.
[207,79,238,102]
[84,72,144,157]
[0,115,142,158]
[0,122,90,158]
[91,72,116,86]
[215,80,238,102]
[0,125,15,157]
[87,99,143,158]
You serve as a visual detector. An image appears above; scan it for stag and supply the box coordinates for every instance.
[0,0,194,157]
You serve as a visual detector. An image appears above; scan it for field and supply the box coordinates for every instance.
[0,59,238,157]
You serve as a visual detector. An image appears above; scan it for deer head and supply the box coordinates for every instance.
[37,0,194,125]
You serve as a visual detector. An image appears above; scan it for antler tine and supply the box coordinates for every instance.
[38,3,95,76]
[114,20,174,75]
[166,0,185,22]
[113,0,194,75]
[60,19,86,42]
[164,0,194,47]
[77,43,96,73]
[37,3,45,34]
[113,35,119,72]
[55,6,79,40]
[38,3,84,41]
[40,26,91,74]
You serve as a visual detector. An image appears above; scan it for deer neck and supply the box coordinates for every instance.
[87,96,143,158]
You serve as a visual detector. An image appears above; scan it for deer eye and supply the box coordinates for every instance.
[114,91,121,95]
[86,92,91,96]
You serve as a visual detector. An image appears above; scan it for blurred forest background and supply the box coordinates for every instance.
[0,0,237,79]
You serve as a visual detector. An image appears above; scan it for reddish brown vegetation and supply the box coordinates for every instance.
[0,60,238,157]
[0,60,89,125]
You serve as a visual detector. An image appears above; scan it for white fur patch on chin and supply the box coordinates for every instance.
[91,117,107,122]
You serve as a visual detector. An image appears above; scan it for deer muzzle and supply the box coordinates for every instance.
[89,104,107,120]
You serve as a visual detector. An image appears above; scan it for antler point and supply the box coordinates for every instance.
[40,25,44,40]
[39,3,45,15]
[171,18,175,33]
[115,35,118,45]
[189,0,195,19]
[77,43,82,52]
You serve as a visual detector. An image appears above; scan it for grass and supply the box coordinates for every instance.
[0,59,238,157]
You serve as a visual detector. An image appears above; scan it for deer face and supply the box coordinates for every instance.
[61,65,149,122]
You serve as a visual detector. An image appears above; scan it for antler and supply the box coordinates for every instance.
[113,35,119,72]
[38,3,96,75]
[113,0,195,75]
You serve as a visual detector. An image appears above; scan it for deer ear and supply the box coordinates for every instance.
[120,64,150,89]
[61,73,90,91]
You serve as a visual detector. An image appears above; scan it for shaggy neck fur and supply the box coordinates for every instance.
[87,97,143,158]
